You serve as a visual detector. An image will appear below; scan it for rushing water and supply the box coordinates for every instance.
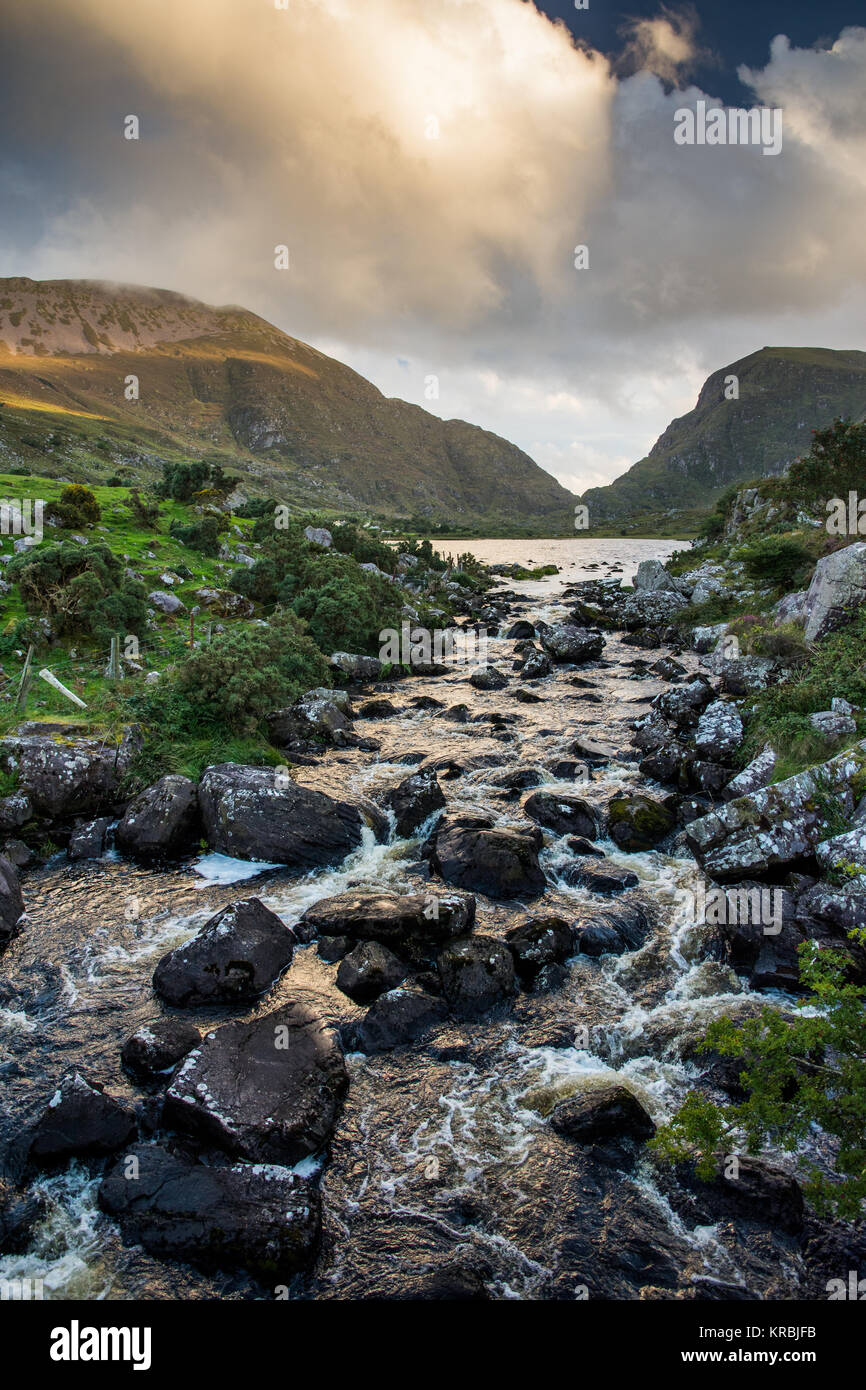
[0,538,814,1301]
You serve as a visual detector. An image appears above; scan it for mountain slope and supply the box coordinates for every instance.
[0,277,575,530]
[581,347,866,530]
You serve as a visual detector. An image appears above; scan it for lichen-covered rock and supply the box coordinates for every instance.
[266,688,353,746]
[0,724,141,823]
[653,677,714,730]
[148,589,185,615]
[816,826,866,876]
[505,915,574,982]
[437,935,516,1018]
[607,794,675,852]
[116,775,201,860]
[808,710,857,740]
[695,701,744,760]
[329,651,383,683]
[0,852,25,951]
[632,560,682,594]
[540,624,605,664]
[303,526,333,548]
[619,589,688,629]
[153,897,296,1007]
[803,542,866,643]
[67,816,112,861]
[773,590,808,627]
[723,745,776,802]
[99,1143,320,1279]
[164,1002,347,1163]
[686,742,866,880]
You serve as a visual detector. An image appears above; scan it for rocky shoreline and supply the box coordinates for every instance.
[1,557,864,1301]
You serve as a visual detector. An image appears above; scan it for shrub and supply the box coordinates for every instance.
[734,535,813,588]
[291,554,402,654]
[7,541,147,643]
[126,489,161,528]
[45,484,101,529]
[169,516,226,557]
[329,521,397,574]
[788,418,866,502]
[157,461,237,503]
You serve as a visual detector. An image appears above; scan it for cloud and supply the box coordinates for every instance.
[1,3,865,496]
[616,5,705,85]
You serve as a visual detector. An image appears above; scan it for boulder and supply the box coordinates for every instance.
[303,890,474,947]
[192,587,254,619]
[550,1083,655,1143]
[0,725,141,823]
[808,710,857,740]
[633,560,680,593]
[607,794,675,852]
[330,651,383,683]
[303,526,333,548]
[573,902,650,956]
[540,625,605,664]
[0,790,33,833]
[164,1002,347,1164]
[694,701,744,760]
[358,698,398,719]
[723,745,776,801]
[153,898,296,1007]
[357,987,449,1052]
[506,621,535,640]
[429,821,546,899]
[267,688,353,746]
[28,1072,136,1165]
[469,666,508,691]
[505,915,574,982]
[336,941,407,1004]
[816,826,866,876]
[523,792,600,839]
[653,677,714,730]
[67,817,112,861]
[619,590,688,628]
[686,743,866,881]
[0,852,25,951]
[115,775,201,860]
[773,590,808,627]
[561,862,640,896]
[803,542,866,644]
[99,1143,320,1278]
[519,649,554,679]
[0,1180,45,1255]
[692,623,728,654]
[121,1020,202,1085]
[198,763,379,866]
[437,935,516,1018]
[382,768,445,838]
[717,656,776,695]
[677,1157,803,1235]
[148,589,185,615]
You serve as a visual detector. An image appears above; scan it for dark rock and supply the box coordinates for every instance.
[67,817,112,861]
[164,1002,347,1164]
[336,941,407,1003]
[99,1143,320,1278]
[607,794,675,852]
[569,736,616,765]
[506,621,536,640]
[382,768,445,838]
[469,666,508,691]
[677,1157,804,1234]
[357,987,449,1052]
[437,935,516,1018]
[440,703,471,722]
[0,1180,46,1254]
[121,1020,202,1085]
[358,698,398,719]
[519,649,554,679]
[116,775,201,860]
[560,862,639,895]
[317,935,353,963]
[550,1083,655,1143]
[653,677,714,730]
[505,915,574,982]
[650,657,687,681]
[0,725,141,823]
[303,890,474,947]
[0,852,25,951]
[540,624,605,664]
[153,898,295,1007]
[430,821,546,899]
[28,1072,136,1166]
[574,902,649,955]
[523,792,600,839]
[514,688,543,703]
[566,836,605,857]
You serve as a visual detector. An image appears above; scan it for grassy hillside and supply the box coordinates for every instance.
[0,277,576,533]
[581,347,866,530]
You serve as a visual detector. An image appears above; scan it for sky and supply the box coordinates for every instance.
[1,0,865,496]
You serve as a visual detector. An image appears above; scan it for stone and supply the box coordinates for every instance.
[116,775,201,860]
[153,898,296,1007]
[803,542,866,643]
[506,621,535,640]
[303,526,333,548]
[336,941,407,1004]
[329,651,383,682]
[437,935,516,1018]
[382,768,445,838]
[99,1144,320,1279]
[560,863,640,896]
[808,710,857,739]
[816,827,866,876]
[523,792,600,839]
[0,1180,45,1255]
[358,698,398,719]
[121,1020,202,1085]
[429,821,546,899]
[723,745,776,802]
[773,590,808,626]
[148,590,186,615]
[550,1083,655,1143]
[303,890,474,947]
[633,560,680,593]
[540,625,605,664]
[164,1002,347,1164]
[469,666,508,690]
[28,1072,136,1165]
[267,688,353,745]
[0,852,24,952]
[694,701,744,760]
[357,987,449,1052]
[519,649,554,679]
[0,791,32,833]
[0,725,141,823]
[607,794,675,852]
[67,817,112,861]
[505,915,574,982]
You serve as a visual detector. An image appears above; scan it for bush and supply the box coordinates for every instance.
[45,484,101,530]
[157,461,237,503]
[329,522,396,574]
[788,418,866,502]
[291,554,402,654]
[168,611,331,734]
[7,541,147,644]
[126,489,161,528]
[734,535,813,588]
[169,516,226,557]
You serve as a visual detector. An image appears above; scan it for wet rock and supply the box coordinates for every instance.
[519,649,554,679]
[67,816,112,861]
[437,935,516,1018]
[381,768,445,838]
[803,541,866,644]
[607,794,675,852]
[199,763,379,866]
[569,736,616,765]
[566,835,604,857]
[561,862,640,896]
[653,677,714,730]
[677,1157,804,1235]
[0,852,25,952]
[506,621,535,640]
[695,701,744,760]
[650,657,687,681]
[513,688,543,704]
[336,941,407,1004]
[505,915,574,982]
[317,935,353,964]
[685,743,866,880]
[358,698,398,719]
[330,651,383,683]
[0,725,141,823]
[723,745,776,801]
[267,688,353,746]
[0,1180,46,1254]
[303,890,474,947]
[121,1020,202,1085]
[429,821,546,899]
[116,775,201,860]
[540,624,605,664]
[523,792,600,839]
[550,1083,655,1143]
[153,898,296,1007]
[489,766,543,791]
[638,742,688,786]
[99,1143,320,1278]
[28,1071,136,1166]
[164,1002,348,1164]
[440,703,471,722]
[357,986,449,1052]
[469,666,508,691]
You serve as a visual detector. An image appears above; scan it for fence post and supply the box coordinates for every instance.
[106,634,121,680]
[15,644,33,712]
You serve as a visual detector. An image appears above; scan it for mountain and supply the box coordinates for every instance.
[580,347,866,533]
[0,277,575,531]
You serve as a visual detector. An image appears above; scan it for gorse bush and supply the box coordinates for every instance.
[157,460,237,502]
[46,484,101,530]
[7,541,147,644]
[169,515,226,557]
[734,535,814,588]
[329,521,397,573]
[291,554,402,654]
[788,418,866,502]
